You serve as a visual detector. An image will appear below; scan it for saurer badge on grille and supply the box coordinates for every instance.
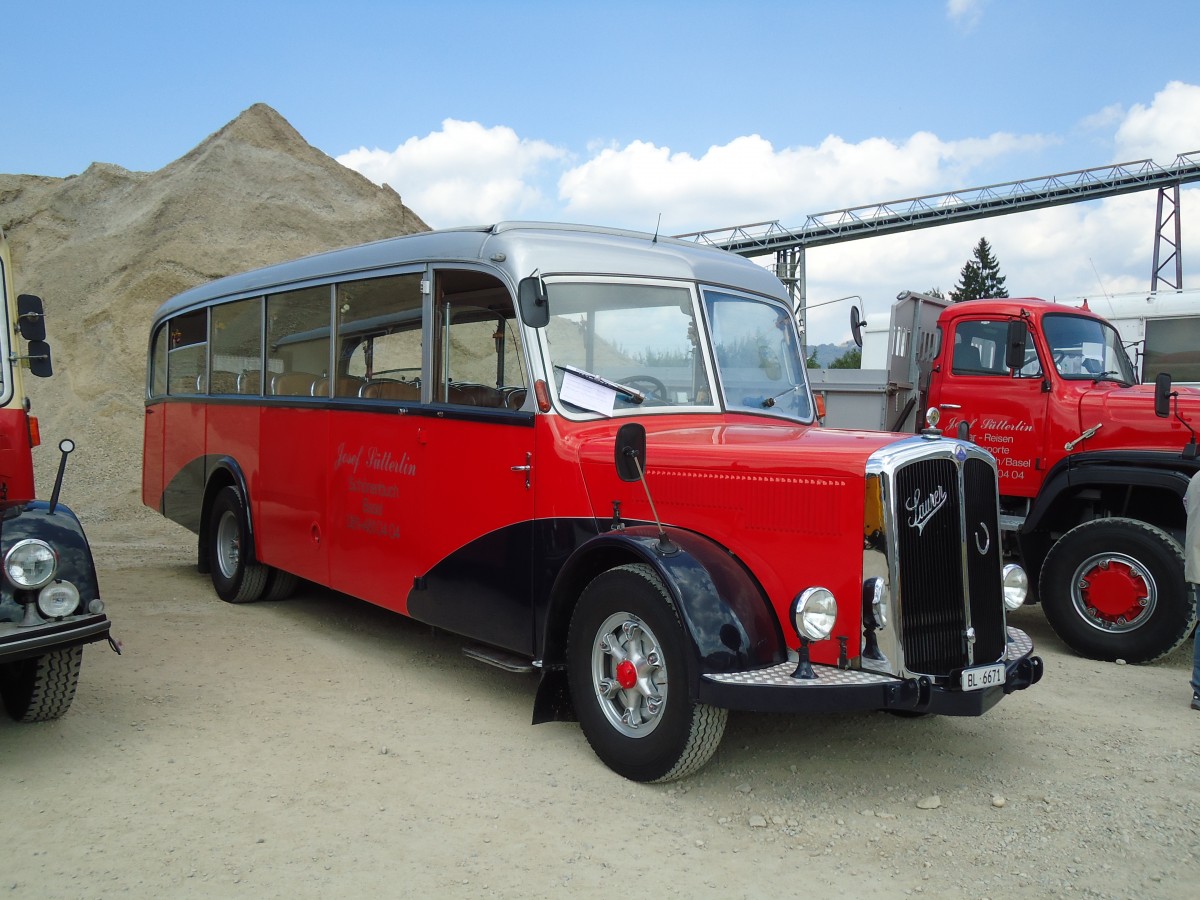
[906,485,948,534]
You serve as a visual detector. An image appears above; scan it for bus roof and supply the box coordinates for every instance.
[152,221,789,323]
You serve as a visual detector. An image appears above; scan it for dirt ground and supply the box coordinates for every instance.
[2,512,1198,900]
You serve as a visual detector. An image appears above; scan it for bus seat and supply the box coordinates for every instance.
[504,388,527,410]
[237,370,262,394]
[270,371,318,396]
[312,375,367,397]
[359,379,420,401]
[447,384,504,407]
[953,343,985,373]
[209,371,239,394]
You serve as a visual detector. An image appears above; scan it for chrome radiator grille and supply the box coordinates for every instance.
[892,452,1004,676]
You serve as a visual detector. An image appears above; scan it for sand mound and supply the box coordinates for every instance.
[0,103,428,524]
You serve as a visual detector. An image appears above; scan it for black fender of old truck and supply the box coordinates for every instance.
[531,525,786,724]
[1019,451,1200,572]
[0,500,102,605]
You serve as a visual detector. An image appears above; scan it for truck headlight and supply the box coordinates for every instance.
[38,581,81,618]
[4,539,58,589]
[1002,564,1028,610]
[791,587,838,642]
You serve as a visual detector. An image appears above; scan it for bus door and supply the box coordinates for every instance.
[254,286,334,585]
[157,310,209,528]
[407,270,536,655]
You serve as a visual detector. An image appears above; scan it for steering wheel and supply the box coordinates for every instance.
[622,375,669,402]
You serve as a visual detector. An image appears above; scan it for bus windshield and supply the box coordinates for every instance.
[541,280,811,421]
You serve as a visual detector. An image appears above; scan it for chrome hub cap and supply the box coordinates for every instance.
[591,612,667,737]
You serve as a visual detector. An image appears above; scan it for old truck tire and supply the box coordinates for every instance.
[1039,517,1196,663]
[567,563,727,782]
[1,645,84,722]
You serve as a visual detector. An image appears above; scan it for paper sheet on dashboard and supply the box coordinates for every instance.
[560,370,616,415]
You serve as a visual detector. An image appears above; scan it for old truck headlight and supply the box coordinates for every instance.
[4,539,58,589]
[1002,563,1028,610]
[791,587,838,642]
[38,581,81,618]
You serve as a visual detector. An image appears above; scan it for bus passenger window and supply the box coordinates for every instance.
[267,285,331,396]
[432,270,526,409]
[149,323,168,398]
[167,309,207,394]
[211,297,263,395]
[337,273,424,399]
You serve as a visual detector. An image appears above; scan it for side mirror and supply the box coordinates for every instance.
[1155,372,1173,418]
[517,276,549,329]
[26,340,53,378]
[17,294,47,341]
[1005,318,1028,371]
[614,422,647,483]
[850,306,865,349]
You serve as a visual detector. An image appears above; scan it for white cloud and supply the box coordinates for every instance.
[335,81,1199,347]
[946,0,986,30]
[337,119,566,227]
[1113,81,1200,164]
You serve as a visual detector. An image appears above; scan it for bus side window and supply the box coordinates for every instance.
[167,309,208,394]
[211,296,263,395]
[432,271,526,408]
[149,323,168,398]
[337,273,424,399]
[266,285,330,396]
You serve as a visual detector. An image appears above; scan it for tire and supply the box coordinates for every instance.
[1,646,83,722]
[567,563,727,782]
[262,569,299,601]
[1039,517,1197,663]
[209,486,269,603]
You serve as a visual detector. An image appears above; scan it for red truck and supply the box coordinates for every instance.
[815,291,1199,663]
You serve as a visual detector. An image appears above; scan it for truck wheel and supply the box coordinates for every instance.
[1039,518,1196,663]
[567,563,727,782]
[263,569,299,601]
[1,646,83,722]
[209,486,269,603]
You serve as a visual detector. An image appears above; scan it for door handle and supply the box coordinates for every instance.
[511,453,532,489]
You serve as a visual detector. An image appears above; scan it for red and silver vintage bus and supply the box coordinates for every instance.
[143,222,1042,781]
[1,226,114,722]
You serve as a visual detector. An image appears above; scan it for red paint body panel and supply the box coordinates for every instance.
[0,408,36,501]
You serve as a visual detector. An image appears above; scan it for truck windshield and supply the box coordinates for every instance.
[1042,313,1137,385]
[541,280,811,421]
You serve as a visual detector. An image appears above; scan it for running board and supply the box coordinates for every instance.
[462,644,535,673]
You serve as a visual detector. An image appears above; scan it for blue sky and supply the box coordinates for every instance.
[6,0,1200,345]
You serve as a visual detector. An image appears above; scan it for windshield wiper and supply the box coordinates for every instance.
[1091,371,1131,386]
[555,365,645,403]
[762,385,799,408]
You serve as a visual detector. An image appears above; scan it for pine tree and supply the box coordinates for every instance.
[949,238,1009,302]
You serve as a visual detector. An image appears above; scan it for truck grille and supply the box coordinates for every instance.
[892,453,1004,676]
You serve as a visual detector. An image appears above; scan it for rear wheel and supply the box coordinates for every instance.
[1,646,83,722]
[1039,517,1196,663]
[209,486,269,603]
[567,563,727,782]
[263,569,299,601]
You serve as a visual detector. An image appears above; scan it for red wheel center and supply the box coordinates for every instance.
[616,659,638,689]
[1081,560,1149,623]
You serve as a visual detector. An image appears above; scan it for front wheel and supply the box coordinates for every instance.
[1,646,83,722]
[208,486,269,603]
[1039,517,1196,663]
[567,563,727,782]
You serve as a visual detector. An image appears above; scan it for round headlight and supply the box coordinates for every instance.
[863,577,889,629]
[792,587,838,642]
[1002,563,1028,611]
[4,539,58,589]
[38,581,81,618]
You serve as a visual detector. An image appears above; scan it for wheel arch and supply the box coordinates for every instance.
[1020,459,1193,578]
[532,525,786,724]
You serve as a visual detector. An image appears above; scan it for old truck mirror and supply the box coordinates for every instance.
[614,422,647,482]
[517,276,549,328]
[1155,373,1173,418]
[17,294,47,342]
[850,305,865,349]
[1005,318,1028,371]
[25,339,53,378]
